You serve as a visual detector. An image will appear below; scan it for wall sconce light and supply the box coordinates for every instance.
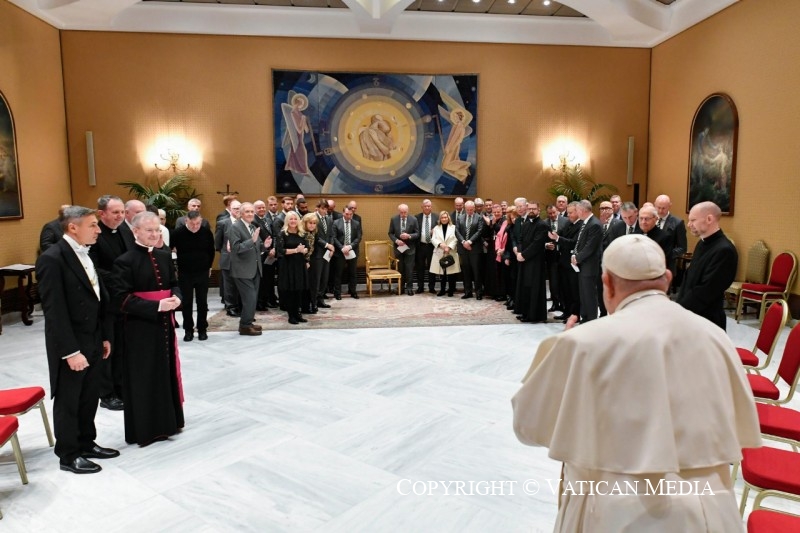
[552,152,580,174]
[155,148,190,172]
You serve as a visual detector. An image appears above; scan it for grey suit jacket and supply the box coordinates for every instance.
[388,215,420,255]
[229,219,262,279]
[214,217,233,269]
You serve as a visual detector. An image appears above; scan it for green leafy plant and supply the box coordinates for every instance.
[117,173,200,226]
[546,166,618,206]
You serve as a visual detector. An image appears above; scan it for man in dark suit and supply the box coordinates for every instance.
[229,202,265,336]
[388,203,420,296]
[39,204,71,253]
[544,204,569,312]
[636,205,672,260]
[450,197,465,224]
[215,194,239,224]
[314,199,335,308]
[327,199,342,221]
[415,199,436,294]
[346,200,363,227]
[677,201,738,330]
[548,202,583,323]
[654,194,688,288]
[36,206,119,474]
[175,198,210,230]
[215,200,241,316]
[608,201,639,241]
[571,200,603,323]
[597,200,616,316]
[610,194,622,221]
[253,200,274,311]
[332,207,362,299]
[171,211,215,341]
[455,200,486,299]
[89,195,133,412]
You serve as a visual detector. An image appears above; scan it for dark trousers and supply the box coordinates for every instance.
[439,272,456,294]
[283,289,302,320]
[179,271,209,332]
[54,356,101,462]
[309,257,325,304]
[396,250,416,291]
[415,242,435,291]
[98,318,124,400]
[233,274,260,327]
[578,273,599,322]
[221,267,239,309]
[459,251,483,294]
[260,260,278,306]
[335,256,358,296]
[546,257,561,308]
[597,270,607,316]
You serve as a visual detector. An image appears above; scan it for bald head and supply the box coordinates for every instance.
[687,201,722,239]
[125,199,146,224]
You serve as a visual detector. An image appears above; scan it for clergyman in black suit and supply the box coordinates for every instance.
[36,206,119,474]
[455,200,486,299]
[332,207,362,299]
[571,200,603,322]
[676,201,738,330]
[88,195,133,412]
[415,199,437,294]
[388,203,420,296]
[636,205,672,261]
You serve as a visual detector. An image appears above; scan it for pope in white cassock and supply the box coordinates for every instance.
[512,234,761,532]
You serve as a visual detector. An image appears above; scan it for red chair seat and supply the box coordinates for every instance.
[748,509,800,532]
[739,347,760,367]
[748,374,781,400]
[742,283,784,294]
[756,403,800,442]
[742,447,800,495]
[0,386,45,415]
[0,416,20,443]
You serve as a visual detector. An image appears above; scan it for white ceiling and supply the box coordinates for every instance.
[9,0,738,47]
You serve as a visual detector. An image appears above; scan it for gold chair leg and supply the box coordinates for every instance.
[739,484,750,516]
[736,296,744,323]
[10,433,28,485]
[731,461,740,483]
[38,400,55,447]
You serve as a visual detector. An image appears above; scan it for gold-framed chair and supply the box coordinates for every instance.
[737,251,798,323]
[738,300,789,375]
[727,240,769,314]
[364,240,402,296]
[0,416,29,520]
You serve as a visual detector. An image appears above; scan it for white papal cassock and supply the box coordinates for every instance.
[512,290,762,532]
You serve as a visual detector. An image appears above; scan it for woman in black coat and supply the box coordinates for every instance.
[276,211,308,324]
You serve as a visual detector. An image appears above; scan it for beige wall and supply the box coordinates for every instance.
[650,0,800,299]
[0,1,69,265]
[57,32,650,248]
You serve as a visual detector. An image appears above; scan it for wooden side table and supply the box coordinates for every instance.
[0,264,36,334]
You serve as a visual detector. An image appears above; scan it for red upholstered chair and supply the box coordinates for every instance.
[747,322,800,405]
[757,403,800,452]
[0,416,29,520]
[739,446,800,516]
[0,386,54,447]
[747,495,800,532]
[737,251,797,323]
[739,301,789,375]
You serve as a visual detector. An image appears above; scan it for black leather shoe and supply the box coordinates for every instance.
[461,293,473,299]
[60,456,102,474]
[317,301,331,309]
[226,308,241,317]
[334,295,342,300]
[297,316,308,323]
[429,288,436,294]
[183,331,193,342]
[267,301,279,309]
[288,317,299,325]
[437,290,446,297]
[407,289,414,296]
[100,396,124,411]
[415,288,423,294]
[554,314,567,321]
[82,445,120,460]
[447,291,454,297]
[506,302,515,310]
[256,305,268,311]
[476,293,483,301]
[350,293,360,299]
[198,331,208,341]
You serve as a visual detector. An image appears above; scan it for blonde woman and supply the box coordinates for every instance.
[430,210,461,296]
[276,211,308,324]
[301,212,323,314]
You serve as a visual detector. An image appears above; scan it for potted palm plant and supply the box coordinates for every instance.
[117,173,200,226]
[547,165,617,206]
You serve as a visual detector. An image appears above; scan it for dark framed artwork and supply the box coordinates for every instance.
[0,90,23,220]
[273,70,478,196]
[687,93,738,215]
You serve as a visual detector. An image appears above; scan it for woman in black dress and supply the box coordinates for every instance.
[301,213,321,315]
[276,211,308,324]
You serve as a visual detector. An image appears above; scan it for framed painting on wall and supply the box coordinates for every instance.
[687,93,738,215]
[0,90,23,220]
[273,70,478,196]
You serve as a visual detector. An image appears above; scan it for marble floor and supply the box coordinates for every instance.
[0,291,797,532]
